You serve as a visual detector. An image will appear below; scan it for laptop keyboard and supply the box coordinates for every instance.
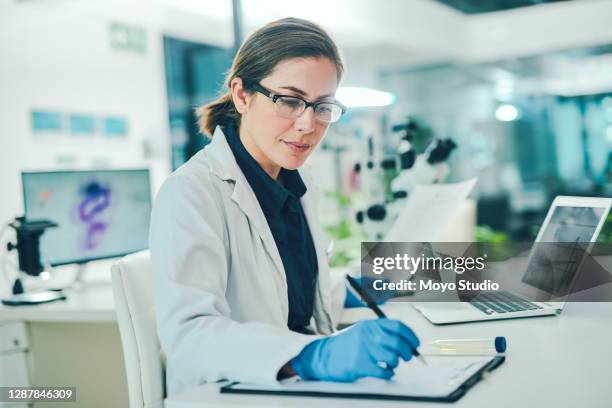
[469,291,543,315]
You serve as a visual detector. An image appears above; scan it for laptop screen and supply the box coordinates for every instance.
[521,205,608,296]
[537,206,607,243]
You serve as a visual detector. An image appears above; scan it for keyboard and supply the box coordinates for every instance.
[469,291,543,315]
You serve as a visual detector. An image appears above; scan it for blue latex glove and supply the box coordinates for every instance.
[291,318,420,382]
[344,276,395,308]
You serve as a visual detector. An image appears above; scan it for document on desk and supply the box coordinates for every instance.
[385,178,477,242]
[221,355,504,402]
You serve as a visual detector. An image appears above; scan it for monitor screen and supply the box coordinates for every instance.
[22,169,151,266]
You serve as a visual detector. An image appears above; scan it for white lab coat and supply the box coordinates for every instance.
[150,126,346,396]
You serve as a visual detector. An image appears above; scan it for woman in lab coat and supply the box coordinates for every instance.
[150,17,420,396]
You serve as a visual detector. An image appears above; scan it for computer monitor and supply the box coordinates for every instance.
[21,169,151,266]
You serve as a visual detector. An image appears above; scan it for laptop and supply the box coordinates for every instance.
[412,196,612,325]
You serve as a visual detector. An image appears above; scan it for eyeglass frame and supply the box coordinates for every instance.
[244,82,347,122]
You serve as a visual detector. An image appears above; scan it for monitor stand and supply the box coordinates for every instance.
[71,262,89,292]
[67,261,113,291]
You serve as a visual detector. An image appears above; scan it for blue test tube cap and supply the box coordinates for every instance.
[495,336,507,353]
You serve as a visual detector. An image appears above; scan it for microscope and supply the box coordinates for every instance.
[355,119,457,241]
[391,137,457,195]
[2,217,66,305]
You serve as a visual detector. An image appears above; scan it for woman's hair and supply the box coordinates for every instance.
[196,17,344,137]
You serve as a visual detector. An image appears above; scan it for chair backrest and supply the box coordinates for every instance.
[111,250,165,408]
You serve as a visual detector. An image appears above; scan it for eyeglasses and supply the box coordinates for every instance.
[246,82,346,123]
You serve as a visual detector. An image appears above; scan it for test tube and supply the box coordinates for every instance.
[425,336,506,356]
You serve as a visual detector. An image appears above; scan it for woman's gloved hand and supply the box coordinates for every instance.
[290,318,420,382]
[344,277,395,308]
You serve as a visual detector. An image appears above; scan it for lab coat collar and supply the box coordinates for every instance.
[206,126,237,182]
[205,126,287,292]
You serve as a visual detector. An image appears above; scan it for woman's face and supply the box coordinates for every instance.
[231,57,339,178]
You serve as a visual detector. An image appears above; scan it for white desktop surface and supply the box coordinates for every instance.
[0,260,116,322]
[165,302,612,408]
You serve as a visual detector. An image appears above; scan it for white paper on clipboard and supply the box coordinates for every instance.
[225,355,497,399]
[385,178,477,242]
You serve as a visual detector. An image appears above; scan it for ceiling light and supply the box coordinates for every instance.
[336,87,395,108]
[495,104,520,122]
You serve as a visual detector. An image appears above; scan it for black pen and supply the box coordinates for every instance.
[345,275,428,365]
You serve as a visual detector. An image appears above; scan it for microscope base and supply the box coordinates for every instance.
[1,290,66,306]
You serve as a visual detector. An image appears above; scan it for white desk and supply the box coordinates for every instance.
[165,302,612,408]
[0,260,117,323]
[0,261,127,408]
[0,283,116,323]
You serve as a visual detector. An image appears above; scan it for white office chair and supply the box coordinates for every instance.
[111,250,165,408]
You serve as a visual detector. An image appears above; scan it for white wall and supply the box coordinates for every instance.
[0,0,237,238]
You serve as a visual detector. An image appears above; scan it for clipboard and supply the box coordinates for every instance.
[220,355,505,403]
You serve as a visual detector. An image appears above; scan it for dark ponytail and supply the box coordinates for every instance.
[196,17,344,138]
[196,94,239,137]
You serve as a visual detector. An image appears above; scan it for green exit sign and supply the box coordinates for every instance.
[110,22,146,54]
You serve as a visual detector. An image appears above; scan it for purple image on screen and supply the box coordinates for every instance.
[78,181,111,250]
